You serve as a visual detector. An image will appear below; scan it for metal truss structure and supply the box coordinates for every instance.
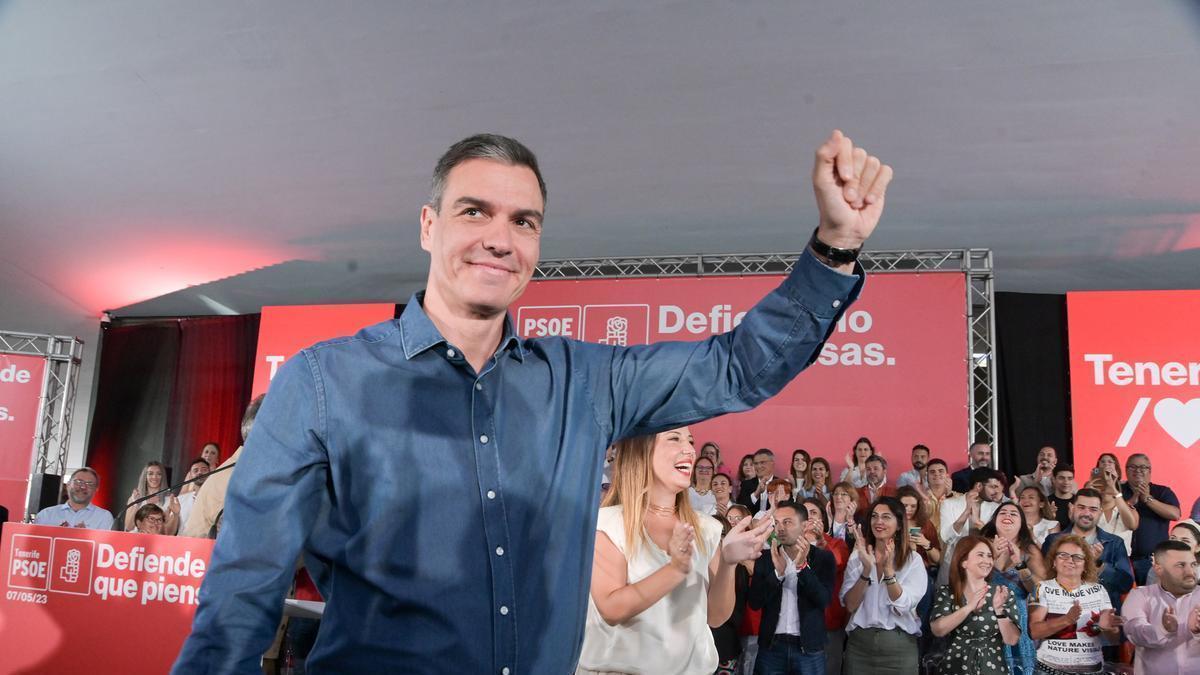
[0,331,85,488]
[534,248,998,449]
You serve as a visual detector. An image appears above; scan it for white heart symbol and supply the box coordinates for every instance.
[1153,398,1200,449]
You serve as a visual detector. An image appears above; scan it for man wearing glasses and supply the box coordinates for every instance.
[32,467,114,530]
[1122,453,1182,585]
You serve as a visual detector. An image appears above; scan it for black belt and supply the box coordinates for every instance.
[773,634,805,645]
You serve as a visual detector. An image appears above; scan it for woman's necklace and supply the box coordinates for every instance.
[646,502,677,517]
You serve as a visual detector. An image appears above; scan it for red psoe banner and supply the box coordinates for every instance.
[1068,290,1200,514]
[0,354,47,519]
[514,271,970,473]
[252,303,396,397]
[0,524,214,673]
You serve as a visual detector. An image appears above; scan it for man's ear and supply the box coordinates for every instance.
[419,204,436,252]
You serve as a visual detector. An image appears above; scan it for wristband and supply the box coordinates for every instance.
[994,611,1009,620]
[808,228,861,265]
[882,575,898,585]
[859,574,872,585]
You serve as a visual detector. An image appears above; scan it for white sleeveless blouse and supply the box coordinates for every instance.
[576,505,724,675]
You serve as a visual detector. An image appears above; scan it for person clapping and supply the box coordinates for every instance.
[930,534,1020,675]
[578,426,773,675]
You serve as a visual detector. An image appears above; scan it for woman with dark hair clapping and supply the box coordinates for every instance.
[839,496,928,674]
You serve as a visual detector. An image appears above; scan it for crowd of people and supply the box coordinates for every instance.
[29,395,264,539]
[589,431,1200,675]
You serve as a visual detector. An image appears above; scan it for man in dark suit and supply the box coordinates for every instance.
[749,501,835,673]
[950,441,993,493]
[738,448,780,513]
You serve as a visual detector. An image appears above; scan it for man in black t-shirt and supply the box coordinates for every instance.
[1049,463,1076,532]
[1122,453,1181,585]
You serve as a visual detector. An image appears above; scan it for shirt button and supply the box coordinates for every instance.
[502,669,510,675]
[480,434,489,444]
[475,382,483,391]
[499,605,509,615]
[487,490,496,500]
[496,546,504,556]
[447,348,456,357]
[832,299,842,308]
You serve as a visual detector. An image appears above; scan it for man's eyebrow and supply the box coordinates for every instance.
[512,207,544,224]
[451,196,493,211]
[451,196,544,224]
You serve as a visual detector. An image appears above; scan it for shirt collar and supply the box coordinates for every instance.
[398,292,525,362]
[61,502,95,513]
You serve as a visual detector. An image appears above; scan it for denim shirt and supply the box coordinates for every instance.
[172,248,862,675]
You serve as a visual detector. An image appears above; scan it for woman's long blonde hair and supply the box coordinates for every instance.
[602,430,709,558]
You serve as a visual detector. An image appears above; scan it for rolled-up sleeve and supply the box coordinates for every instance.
[840,550,865,605]
[888,553,928,614]
[173,352,330,674]
[599,248,862,441]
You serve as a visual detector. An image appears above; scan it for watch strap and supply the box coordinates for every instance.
[809,228,861,265]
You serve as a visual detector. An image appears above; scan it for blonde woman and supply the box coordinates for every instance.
[578,427,773,675]
[125,461,180,534]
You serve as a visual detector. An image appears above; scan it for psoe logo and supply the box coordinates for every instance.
[8,535,52,591]
[583,305,651,346]
[516,305,582,339]
[48,537,95,596]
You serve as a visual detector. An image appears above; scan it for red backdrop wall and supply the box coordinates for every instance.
[513,271,972,477]
[1068,290,1200,515]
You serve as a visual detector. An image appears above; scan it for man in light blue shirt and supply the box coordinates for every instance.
[897,443,931,491]
[175,130,895,674]
[33,467,114,530]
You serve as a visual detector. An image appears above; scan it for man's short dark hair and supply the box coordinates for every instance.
[1154,539,1194,559]
[866,454,887,469]
[1053,463,1074,478]
[912,444,930,454]
[775,500,805,520]
[1072,487,1103,504]
[189,457,211,470]
[927,458,948,471]
[753,448,774,459]
[968,467,995,489]
[429,134,547,212]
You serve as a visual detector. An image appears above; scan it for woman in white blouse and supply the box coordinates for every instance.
[688,456,718,515]
[578,426,773,675]
[839,496,928,674]
[839,436,875,488]
[1017,485,1060,547]
[1087,459,1138,555]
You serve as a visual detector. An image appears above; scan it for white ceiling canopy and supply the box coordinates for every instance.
[2,1,1199,325]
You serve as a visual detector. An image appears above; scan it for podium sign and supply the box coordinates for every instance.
[0,523,213,673]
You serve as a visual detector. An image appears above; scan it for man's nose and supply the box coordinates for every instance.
[481,218,514,255]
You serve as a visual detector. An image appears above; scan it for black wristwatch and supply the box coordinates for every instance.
[808,228,862,265]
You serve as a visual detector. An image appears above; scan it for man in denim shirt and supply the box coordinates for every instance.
[174,131,894,674]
